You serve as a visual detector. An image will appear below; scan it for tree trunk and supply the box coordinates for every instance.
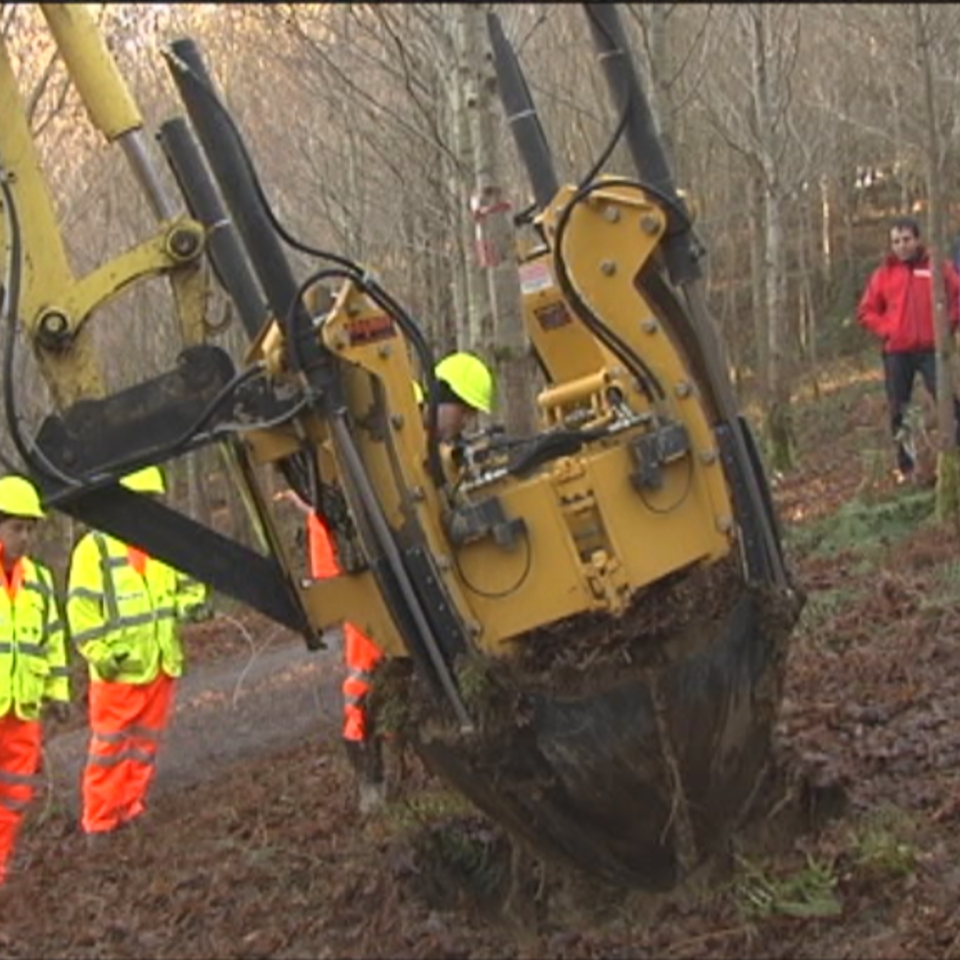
[746,169,768,401]
[913,3,960,525]
[819,174,832,281]
[449,4,493,354]
[457,3,535,433]
[750,4,795,470]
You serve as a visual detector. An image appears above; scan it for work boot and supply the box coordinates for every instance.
[894,426,916,479]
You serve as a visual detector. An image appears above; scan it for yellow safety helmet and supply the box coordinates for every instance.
[0,475,45,519]
[120,465,166,495]
[434,352,493,414]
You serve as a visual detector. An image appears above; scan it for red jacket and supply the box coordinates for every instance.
[858,248,960,353]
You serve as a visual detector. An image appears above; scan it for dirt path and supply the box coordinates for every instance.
[42,622,345,817]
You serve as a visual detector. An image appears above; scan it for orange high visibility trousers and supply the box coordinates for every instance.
[342,622,383,742]
[306,516,384,742]
[82,673,175,834]
[0,714,41,885]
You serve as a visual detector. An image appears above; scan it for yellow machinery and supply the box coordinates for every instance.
[0,4,802,887]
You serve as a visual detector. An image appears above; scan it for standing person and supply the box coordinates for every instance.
[273,486,388,813]
[0,475,69,887]
[275,354,494,813]
[857,215,960,480]
[67,466,207,846]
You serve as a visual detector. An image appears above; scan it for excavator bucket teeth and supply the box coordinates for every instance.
[409,579,802,889]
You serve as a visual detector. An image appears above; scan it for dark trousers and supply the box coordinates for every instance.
[883,349,960,472]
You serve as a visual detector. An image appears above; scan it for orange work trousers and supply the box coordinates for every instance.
[342,622,383,743]
[0,714,42,885]
[307,515,384,742]
[82,673,175,835]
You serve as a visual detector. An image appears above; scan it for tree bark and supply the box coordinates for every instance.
[913,3,960,523]
[456,3,535,433]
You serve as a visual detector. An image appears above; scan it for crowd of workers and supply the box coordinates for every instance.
[0,350,492,887]
[0,465,207,884]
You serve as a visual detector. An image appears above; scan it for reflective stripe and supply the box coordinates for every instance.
[48,620,64,634]
[92,729,128,745]
[72,625,110,646]
[49,666,70,678]
[0,642,11,653]
[344,692,366,706]
[92,724,162,745]
[0,769,42,787]
[105,557,129,570]
[21,578,51,598]
[116,611,157,629]
[17,642,44,657]
[128,724,163,742]
[87,748,156,768]
[68,587,102,604]
[347,668,372,684]
[92,534,120,625]
[0,794,30,813]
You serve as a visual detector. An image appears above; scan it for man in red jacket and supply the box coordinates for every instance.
[858,215,960,479]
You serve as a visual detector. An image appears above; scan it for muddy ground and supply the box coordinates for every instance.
[5,357,960,958]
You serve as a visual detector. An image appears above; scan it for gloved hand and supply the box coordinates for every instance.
[44,701,71,724]
[96,652,127,681]
[182,601,214,624]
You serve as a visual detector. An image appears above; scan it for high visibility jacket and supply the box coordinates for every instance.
[0,556,68,720]
[67,531,206,685]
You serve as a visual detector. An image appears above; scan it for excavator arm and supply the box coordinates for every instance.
[0,3,803,887]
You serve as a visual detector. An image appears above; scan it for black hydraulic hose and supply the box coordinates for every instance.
[163,40,358,275]
[0,177,80,486]
[552,177,681,403]
[576,77,632,192]
[0,177,30,470]
[582,3,700,287]
[486,10,559,210]
[164,40,321,379]
[163,40,454,492]
[0,172,274,489]
[285,266,445,490]
[157,116,269,340]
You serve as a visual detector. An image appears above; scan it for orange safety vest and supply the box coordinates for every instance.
[307,514,340,580]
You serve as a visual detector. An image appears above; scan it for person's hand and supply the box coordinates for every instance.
[273,488,310,514]
[44,701,71,724]
[182,601,214,624]
[96,652,127,681]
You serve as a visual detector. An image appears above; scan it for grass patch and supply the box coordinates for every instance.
[733,853,842,920]
[383,785,477,834]
[847,806,918,882]
[786,488,935,560]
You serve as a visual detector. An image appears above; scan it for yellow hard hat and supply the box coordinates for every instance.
[434,352,493,414]
[0,475,45,519]
[412,380,425,405]
[120,465,166,495]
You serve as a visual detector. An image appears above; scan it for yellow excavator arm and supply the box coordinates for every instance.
[0,3,802,888]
